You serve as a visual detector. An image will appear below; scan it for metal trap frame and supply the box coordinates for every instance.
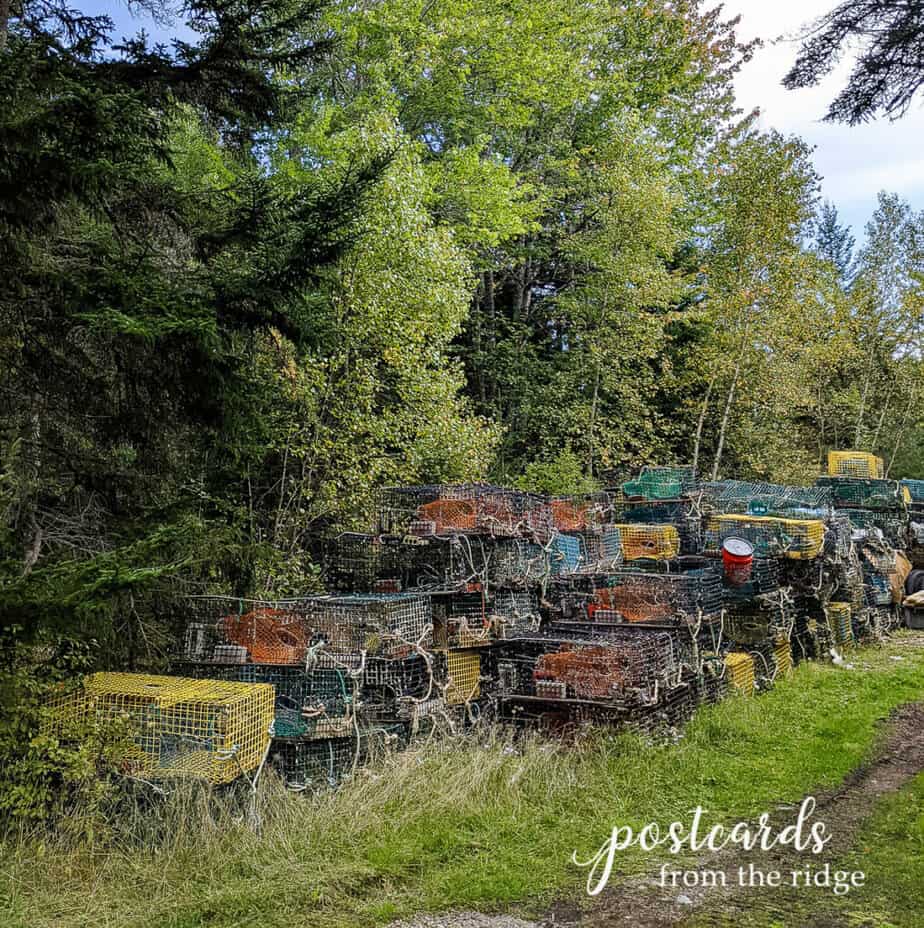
[376,484,553,542]
[45,672,275,784]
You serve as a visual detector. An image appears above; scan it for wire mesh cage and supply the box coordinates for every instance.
[699,481,833,519]
[816,476,908,511]
[592,565,723,625]
[901,479,924,505]
[376,484,553,541]
[298,594,433,665]
[621,466,697,500]
[722,601,791,647]
[548,531,587,575]
[826,602,853,646]
[45,673,275,784]
[721,557,782,601]
[269,722,407,790]
[429,590,493,649]
[608,496,702,555]
[827,450,884,479]
[611,524,681,561]
[179,598,310,666]
[362,654,435,700]
[703,514,825,560]
[494,628,679,709]
[170,661,354,738]
[840,508,908,548]
[444,649,482,705]
[549,493,615,531]
[493,589,541,632]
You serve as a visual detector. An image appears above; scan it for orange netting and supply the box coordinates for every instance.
[417,499,478,533]
[551,499,590,532]
[221,608,307,665]
[534,646,626,698]
[595,586,671,623]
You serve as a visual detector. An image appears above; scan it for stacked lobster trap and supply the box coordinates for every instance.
[49,451,921,792]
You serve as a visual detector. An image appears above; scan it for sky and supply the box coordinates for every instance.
[89,1,923,239]
[724,0,924,237]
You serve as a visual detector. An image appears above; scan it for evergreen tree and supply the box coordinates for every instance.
[815,201,856,284]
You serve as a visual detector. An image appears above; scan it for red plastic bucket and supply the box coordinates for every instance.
[722,537,754,586]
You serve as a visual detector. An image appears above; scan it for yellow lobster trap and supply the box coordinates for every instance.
[773,636,793,677]
[826,602,854,646]
[444,650,481,705]
[45,673,275,784]
[611,523,680,561]
[827,450,884,479]
[704,514,824,560]
[725,652,755,694]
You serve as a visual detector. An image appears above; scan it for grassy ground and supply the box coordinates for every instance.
[4,636,924,928]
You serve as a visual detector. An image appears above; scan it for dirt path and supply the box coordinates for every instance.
[543,697,924,928]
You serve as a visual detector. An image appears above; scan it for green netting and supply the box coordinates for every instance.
[816,476,907,511]
[621,465,696,500]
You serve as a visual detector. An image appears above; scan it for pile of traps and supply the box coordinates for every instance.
[50,455,918,790]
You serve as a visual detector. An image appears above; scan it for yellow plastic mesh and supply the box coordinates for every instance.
[445,650,481,705]
[705,514,825,560]
[773,637,793,677]
[827,602,853,645]
[45,673,274,784]
[612,524,680,561]
[725,652,755,693]
[827,450,884,479]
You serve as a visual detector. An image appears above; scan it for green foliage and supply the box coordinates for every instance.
[0,627,126,827]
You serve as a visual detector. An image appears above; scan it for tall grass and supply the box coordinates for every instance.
[4,636,924,928]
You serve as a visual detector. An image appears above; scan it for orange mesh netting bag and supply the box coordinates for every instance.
[222,608,307,665]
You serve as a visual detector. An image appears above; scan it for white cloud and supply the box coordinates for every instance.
[723,0,924,232]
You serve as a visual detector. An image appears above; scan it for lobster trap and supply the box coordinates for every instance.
[621,465,697,500]
[721,557,782,601]
[170,661,354,738]
[840,508,908,548]
[180,598,311,667]
[430,590,493,649]
[493,589,541,631]
[609,496,702,555]
[699,481,833,520]
[548,531,587,575]
[592,565,723,626]
[724,652,755,694]
[816,476,909,511]
[827,602,853,646]
[45,673,275,784]
[376,484,553,541]
[827,450,884,479]
[494,628,680,710]
[722,600,792,647]
[443,649,482,705]
[610,524,681,561]
[704,514,825,560]
[550,493,615,531]
[299,594,432,664]
[901,479,924,507]
[269,722,407,790]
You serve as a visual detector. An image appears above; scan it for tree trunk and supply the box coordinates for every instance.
[854,342,876,446]
[692,372,716,474]
[711,350,744,481]
[0,0,9,51]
